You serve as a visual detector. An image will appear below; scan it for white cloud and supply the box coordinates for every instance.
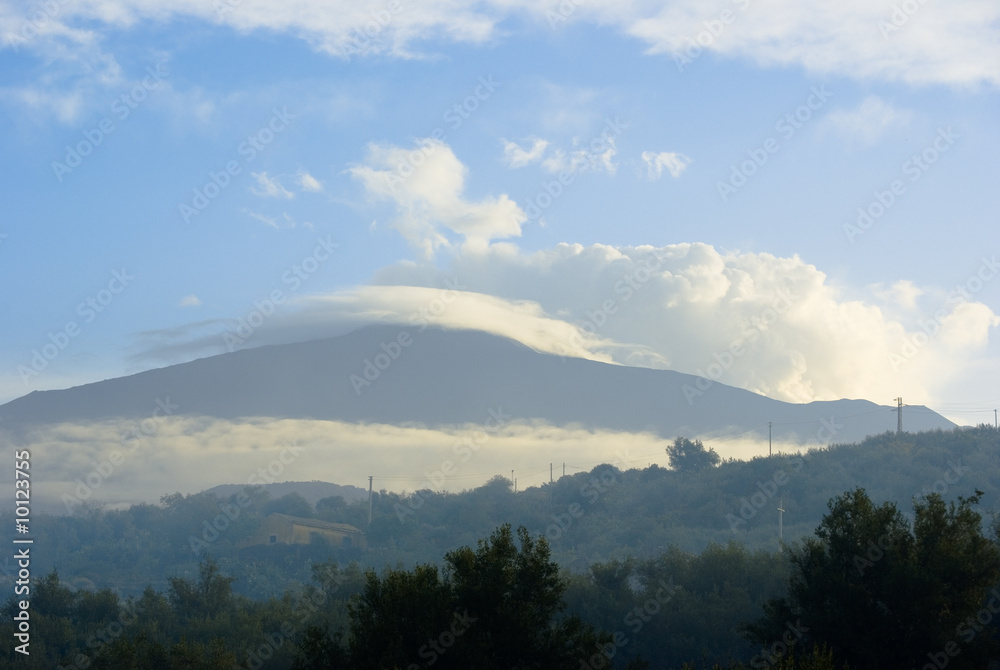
[108,229,1000,440]
[500,137,549,168]
[243,209,309,230]
[243,209,278,229]
[3,1,997,87]
[641,150,691,180]
[179,295,202,307]
[619,0,1000,87]
[250,172,294,199]
[133,240,1000,411]
[365,242,1000,406]
[870,279,923,311]
[348,139,526,257]
[823,96,913,147]
[542,136,618,175]
[297,170,324,192]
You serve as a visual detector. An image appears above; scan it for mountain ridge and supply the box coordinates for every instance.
[0,325,954,444]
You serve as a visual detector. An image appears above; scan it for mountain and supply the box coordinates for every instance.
[0,325,953,444]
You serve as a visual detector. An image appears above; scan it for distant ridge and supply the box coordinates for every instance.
[0,325,955,444]
[202,480,368,505]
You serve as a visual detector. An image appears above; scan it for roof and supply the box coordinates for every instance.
[267,513,365,535]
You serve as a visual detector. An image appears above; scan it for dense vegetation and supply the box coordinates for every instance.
[3,426,1000,667]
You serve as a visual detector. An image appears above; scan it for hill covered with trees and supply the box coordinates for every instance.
[2,426,999,667]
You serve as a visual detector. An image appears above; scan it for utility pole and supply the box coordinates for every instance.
[768,421,772,457]
[894,397,903,434]
[550,463,553,484]
[368,476,373,526]
[777,497,784,551]
[511,470,514,492]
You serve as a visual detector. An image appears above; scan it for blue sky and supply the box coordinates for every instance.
[2,0,999,425]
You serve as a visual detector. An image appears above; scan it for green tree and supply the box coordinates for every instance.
[327,524,608,669]
[746,488,1000,670]
[666,437,720,473]
[168,557,235,620]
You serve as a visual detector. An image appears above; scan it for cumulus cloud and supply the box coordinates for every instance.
[130,240,1000,411]
[823,96,913,147]
[368,242,1000,406]
[641,150,691,179]
[500,137,549,168]
[348,139,526,257]
[250,172,294,199]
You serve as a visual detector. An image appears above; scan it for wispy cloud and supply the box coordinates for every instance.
[542,136,618,175]
[822,96,913,147]
[3,1,996,87]
[178,295,202,307]
[641,150,691,180]
[243,209,310,230]
[250,172,294,199]
[500,137,549,168]
[297,170,324,192]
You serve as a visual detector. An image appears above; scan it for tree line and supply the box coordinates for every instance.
[3,485,1000,668]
